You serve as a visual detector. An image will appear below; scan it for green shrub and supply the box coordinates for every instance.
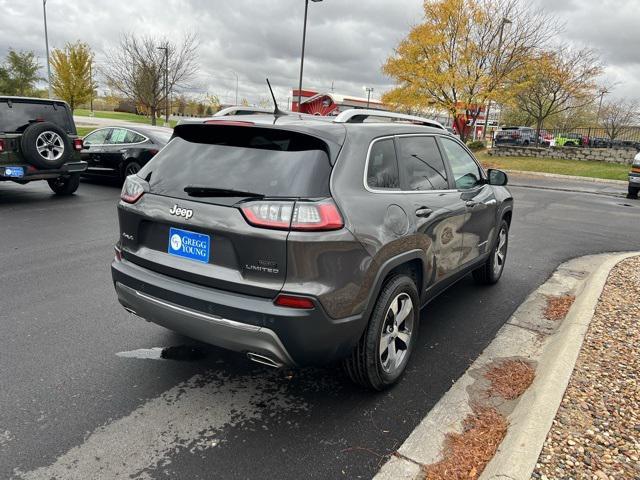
[467,140,486,151]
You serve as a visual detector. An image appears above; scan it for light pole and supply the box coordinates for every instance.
[157,45,169,126]
[231,71,239,105]
[43,0,52,99]
[89,60,94,115]
[483,17,511,141]
[297,0,323,112]
[595,88,609,124]
[364,86,374,108]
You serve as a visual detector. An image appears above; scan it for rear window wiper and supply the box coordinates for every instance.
[183,185,265,198]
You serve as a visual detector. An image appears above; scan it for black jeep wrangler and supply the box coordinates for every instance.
[0,96,87,195]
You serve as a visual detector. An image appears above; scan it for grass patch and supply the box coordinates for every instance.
[476,151,629,181]
[73,109,177,128]
[76,126,96,137]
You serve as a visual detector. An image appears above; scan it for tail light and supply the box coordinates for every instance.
[73,138,84,151]
[240,199,343,231]
[0,139,5,152]
[274,294,315,309]
[120,175,148,204]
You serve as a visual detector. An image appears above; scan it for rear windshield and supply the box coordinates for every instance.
[139,125,332,200]
[0,100,75,134]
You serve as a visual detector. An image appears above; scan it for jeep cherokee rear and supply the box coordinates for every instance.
[0,96,86,194]
[111,110,513,390]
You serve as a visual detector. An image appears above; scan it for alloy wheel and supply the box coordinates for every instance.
[36,131,65,161]
[379,292,414,374]
[493,226,508,276]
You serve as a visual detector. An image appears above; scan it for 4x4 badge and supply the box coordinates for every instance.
[169,204,193,219]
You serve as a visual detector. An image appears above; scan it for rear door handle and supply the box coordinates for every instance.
[415,207,433,218]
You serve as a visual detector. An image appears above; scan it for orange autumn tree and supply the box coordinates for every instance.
[382,0,556,141]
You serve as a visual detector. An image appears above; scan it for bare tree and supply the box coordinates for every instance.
[511,47,602,144]
[599,98,639,141]
[101,33,198,125]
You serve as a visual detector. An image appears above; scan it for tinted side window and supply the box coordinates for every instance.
[366,139,399,189]
[123,130,146,143]
[84,128,110,145]
[398,136,448,190]
[440,137,483,190]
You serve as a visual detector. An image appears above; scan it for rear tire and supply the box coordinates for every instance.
[628,185,639,199]
[48,173,80,195]
[473,219,509,285]
[343,275,419,391]
[121,160,142,183]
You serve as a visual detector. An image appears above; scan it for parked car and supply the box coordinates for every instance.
[554,132,585,147]
[628,151,640,199]
[81,125,172,183]
[0,96,86,195]
[538,129,553,146]
[494,126,536,146]
[112,109,513,390]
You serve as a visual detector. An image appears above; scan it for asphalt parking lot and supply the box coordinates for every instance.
[2,177,639,480]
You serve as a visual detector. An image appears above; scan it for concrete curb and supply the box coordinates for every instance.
[373,252,640,480]
[479,251,639,480]
[504,169,627,185]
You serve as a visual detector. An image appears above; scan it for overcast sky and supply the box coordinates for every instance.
[1,0,638,106]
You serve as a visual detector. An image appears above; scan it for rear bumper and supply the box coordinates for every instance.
[111,258,365,367]
[0,161,87,181]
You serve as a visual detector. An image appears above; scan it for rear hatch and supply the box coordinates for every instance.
[118,123,343,298]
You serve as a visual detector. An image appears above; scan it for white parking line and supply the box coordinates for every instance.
[14,370,309,480]
[116,347,165,360]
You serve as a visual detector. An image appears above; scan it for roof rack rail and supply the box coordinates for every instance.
[333,109,446,130]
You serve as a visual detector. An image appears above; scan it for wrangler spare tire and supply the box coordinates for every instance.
[20,122,72,170]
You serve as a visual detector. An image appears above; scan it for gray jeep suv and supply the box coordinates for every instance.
[111,110,513,390]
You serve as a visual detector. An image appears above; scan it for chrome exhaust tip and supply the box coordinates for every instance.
[246,352,283,369]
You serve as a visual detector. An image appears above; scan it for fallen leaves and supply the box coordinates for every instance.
[543,294,576,321]
[484,359,536,401]
[422,406,508,480]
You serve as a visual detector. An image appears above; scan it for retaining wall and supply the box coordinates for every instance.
[489,146,638,165]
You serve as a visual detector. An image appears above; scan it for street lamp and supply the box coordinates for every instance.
[231,70,239,105]
[157,45,169,126]
[363,86,374,108]
[43,0,52,99]
[297,0,323,111]
[483,17,512,141]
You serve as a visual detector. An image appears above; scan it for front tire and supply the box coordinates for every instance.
[473,219,509,285]
[343,275,419,390]
[48,173,80,195]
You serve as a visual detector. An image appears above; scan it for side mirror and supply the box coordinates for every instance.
[488,169,508,186]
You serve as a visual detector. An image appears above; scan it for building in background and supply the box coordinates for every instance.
[291,89,387,115]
